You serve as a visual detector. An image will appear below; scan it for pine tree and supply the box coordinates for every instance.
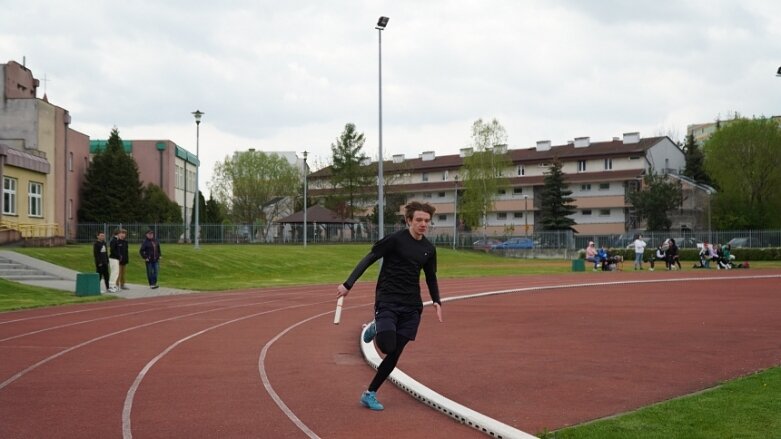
[539,159,576,230]
[78,128,145,222]
[330,123,373,219]
[682,133,711,185]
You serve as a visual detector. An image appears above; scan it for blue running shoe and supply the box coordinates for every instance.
[362,321,377,343]
[360,391,384,411]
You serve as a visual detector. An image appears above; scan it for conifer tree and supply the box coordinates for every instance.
[539,159,577,230]
[78,128,145,222]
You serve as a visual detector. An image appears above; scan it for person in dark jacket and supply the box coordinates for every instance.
[109,229,129,292]
[336,201,443,411]
[93,231,110,292]
[139,229,162,289]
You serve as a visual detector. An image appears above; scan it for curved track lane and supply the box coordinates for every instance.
[1,270,780,438]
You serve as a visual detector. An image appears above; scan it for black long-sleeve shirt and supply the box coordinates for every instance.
[343,229,441,307]
[93,240,108,267]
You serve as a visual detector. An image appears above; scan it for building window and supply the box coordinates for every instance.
[577,160,587,172]
[497,212,507,220]
[497,189,506,195]
[438,214,447,222]
[28,181,43,217]
[581,184,592,191]
[514,212,523,219]
[68,199,73,219]
[517,165,525,176]
[438,192,446,198]
[582,209,592,216]
[422,172,429,182]
[513,187,523,195]
[441,171,447,181]
[604,158,612,170]
[423,192,432,199]
[599,183,610,190]
[3,177,17,215]
[599,209,610,216]
[68,152,74,172]
[629,155,641,160]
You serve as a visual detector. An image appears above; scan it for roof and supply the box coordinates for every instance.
[308,136,667,178]
[277,205,357,224]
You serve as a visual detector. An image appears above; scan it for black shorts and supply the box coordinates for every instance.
[374,302,423,341]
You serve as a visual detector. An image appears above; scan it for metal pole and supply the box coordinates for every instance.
[377,25,385,240]
[453,176,458,249]
[303,151,308,247]
[192,110,204,250]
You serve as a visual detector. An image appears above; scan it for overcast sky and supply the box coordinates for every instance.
[3,0,780,193]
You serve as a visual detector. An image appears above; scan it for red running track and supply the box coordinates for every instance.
[1,269,780,438]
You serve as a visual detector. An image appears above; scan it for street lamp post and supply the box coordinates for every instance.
[191,110,204,250]
[303,150,308,248]
[523,194,529,237]
[452,175,458,249]
[376,16,389,240]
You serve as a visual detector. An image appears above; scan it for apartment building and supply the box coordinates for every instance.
[308,133,686,236]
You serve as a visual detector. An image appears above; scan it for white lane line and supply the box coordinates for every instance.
[360,273,781,439]
[122,299,332,439]
[0,296,247,342]
[257,303,369,439]
[0,289,314,343]
[0,297,287,391]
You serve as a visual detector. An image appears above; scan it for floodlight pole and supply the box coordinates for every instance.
[376,16,389,240]
[192,110,204,250]
[303,150,308,248]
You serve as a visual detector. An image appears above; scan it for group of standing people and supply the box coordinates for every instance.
[93,228,162,293]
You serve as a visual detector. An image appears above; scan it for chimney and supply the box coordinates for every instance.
[392,154,405,164]
[574,137,590,148]
[420,151,435,161]
[460,147,473,157]
[535,140,551,151]
[623,132,640,144]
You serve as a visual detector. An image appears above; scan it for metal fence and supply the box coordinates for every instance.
[71,223,781,251]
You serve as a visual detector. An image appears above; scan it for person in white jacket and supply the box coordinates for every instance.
[633,234,647,270]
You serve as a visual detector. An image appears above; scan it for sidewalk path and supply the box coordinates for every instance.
[0,250,195,299]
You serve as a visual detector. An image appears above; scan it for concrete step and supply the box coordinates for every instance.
[4,274,63,281]
[0,263,27,270]
[0,268,50,276]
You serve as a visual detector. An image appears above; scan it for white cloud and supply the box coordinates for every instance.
[4,0,781,197]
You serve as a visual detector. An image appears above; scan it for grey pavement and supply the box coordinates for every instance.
[0,250,196,299]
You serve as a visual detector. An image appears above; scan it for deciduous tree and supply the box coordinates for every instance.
[460,118,510,233]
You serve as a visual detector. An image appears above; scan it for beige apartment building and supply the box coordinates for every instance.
[308,133,687,237]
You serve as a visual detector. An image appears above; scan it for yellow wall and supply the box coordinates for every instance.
[2,165,50,225]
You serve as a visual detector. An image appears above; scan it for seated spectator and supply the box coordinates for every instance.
[596,246,610,271]
[649,242,667,271]
[696,241,713,268]
[585,241,599,270]
[717,244,733,269]
[667,238,681,270]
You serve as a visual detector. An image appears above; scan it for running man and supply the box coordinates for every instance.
[336,201,443,411]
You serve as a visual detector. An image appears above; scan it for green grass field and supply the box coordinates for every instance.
[4,244,781,437]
